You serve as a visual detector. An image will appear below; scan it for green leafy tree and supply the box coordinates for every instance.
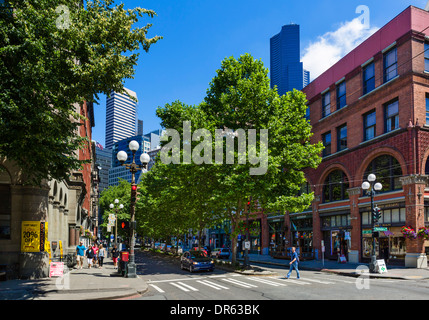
[0,0,161,184]
[200,53,323,262]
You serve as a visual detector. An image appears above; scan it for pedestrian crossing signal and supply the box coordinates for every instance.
[121,221,130,230]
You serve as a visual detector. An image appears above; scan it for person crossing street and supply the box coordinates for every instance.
[286,247,300,279]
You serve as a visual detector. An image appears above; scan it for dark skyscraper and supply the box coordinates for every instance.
[270,24,309,95]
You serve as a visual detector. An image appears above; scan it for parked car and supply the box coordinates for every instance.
[181,250,215,273]
[211,248,231,259]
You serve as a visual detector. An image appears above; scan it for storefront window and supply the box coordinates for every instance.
[362,227,406,260]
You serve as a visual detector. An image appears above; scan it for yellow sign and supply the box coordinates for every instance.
[59,240,63,260]
[21,221,49,253]
[21,221,40,252]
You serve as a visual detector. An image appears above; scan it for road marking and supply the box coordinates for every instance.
[197,280,230,290]
[316,276,355,284]
[272,277,310,285]
[148,284,165,293]
[246,277,286,287]
[222,278,258,288]
[170,282,191,292]
[177,281,199,291]
[301,278,335,284]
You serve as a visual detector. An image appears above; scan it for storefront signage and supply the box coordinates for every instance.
[375,259,387,273]
[49,262,64,278]
[21,221,40,252]
[21,221,49,253]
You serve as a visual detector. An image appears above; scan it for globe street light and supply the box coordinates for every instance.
[116,140,150,278]
[362,174,383,273]
[109,200,123,247]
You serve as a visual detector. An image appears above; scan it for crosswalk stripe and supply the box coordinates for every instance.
[222,278,258,288]
[149,284,165,293]
[197,280,230,290]
[300,278,335,284]
[246,277,286,287]
[272,277,310,285]
[316,276,356,284]
[177,281,199,291]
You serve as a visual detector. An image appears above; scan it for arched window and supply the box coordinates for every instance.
[322,170,349,203]
[0,167,11,239]
[363,155,402,192]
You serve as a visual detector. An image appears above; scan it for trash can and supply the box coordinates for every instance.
[118,251,129,277]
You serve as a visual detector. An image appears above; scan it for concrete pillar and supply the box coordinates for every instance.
[347,187,362,263]
[310,194,322,259]
[18,185,50,278]
[400,175,428,268]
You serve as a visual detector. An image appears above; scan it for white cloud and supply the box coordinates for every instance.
[302,18,379,80]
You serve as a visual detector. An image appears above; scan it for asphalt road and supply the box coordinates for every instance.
[133,251,429,301]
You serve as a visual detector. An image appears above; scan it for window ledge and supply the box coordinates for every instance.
[322,148,349,160]
[359,127,402,146]
[359,75,400,100]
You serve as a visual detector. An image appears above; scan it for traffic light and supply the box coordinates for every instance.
[131,184,137,203]
[373,206,382,223]
[121,221,130,230]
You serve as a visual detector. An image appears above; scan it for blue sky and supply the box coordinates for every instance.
[91,0,428,147]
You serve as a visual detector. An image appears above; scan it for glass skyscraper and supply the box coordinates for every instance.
[270,24,309,95]
[105,88,138,150]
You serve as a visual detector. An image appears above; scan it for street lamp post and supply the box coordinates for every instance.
[109,199,123,247]
[116,140,150,278]
[361,173,382,273]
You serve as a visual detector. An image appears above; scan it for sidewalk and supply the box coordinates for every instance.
[238,253,429,280]
[0,259,148,300]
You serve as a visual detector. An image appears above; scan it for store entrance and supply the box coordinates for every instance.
[379,238,389,262]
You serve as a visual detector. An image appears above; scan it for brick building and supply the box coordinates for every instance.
[293,6,429,268]
[0,101,98,278]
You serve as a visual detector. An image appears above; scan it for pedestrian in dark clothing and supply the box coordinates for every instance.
[286,247,300,279]
[111,245,120,270]
[86,247,95,269]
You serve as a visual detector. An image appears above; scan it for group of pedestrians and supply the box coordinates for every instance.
[75,241,108,269]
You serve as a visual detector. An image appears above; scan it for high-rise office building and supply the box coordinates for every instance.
[105,88,138,150]
[270,24,309,95]
[108,135,150,186]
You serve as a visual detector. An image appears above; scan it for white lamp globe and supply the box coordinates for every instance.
[109,204,114,209]
[117,151,128,162]
[374,182,382,191]
[368,173,376,182]
[119,204,124,209]
[114,199,119,204]
[140,153,150,164]
[362,181,370,190]
[129,140,140,152]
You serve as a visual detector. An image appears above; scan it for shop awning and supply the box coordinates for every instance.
[383,230,394,236]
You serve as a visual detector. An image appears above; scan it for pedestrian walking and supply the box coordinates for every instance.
[86,247,95,269]
[286,247,300,279]
[76,241,86,269]
[111,245,120,269]
[92,244,99,268]
[98,244,106,268]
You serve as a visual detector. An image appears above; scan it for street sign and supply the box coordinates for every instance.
[244,241,251,250]
[374,227,388,232]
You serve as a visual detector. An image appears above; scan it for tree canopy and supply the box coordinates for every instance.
[0,0,161,184]
[135,53,322,263]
